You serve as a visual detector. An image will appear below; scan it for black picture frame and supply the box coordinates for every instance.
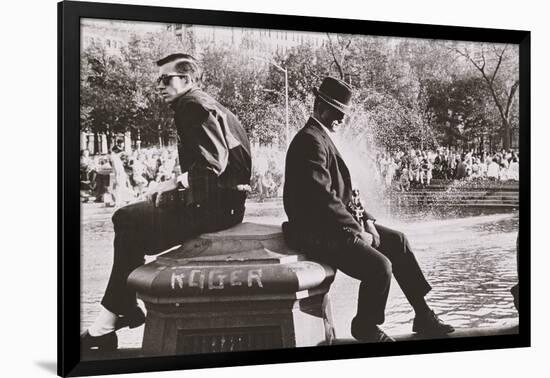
[58,0,531,376]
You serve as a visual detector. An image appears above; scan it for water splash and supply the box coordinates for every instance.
[330,132,390,218]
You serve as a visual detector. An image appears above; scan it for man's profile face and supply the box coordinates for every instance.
[321,105,346,133]
[157,61,193,103]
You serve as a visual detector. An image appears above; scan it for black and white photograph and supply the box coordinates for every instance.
[78,15,522,354]
[54,0,533,376]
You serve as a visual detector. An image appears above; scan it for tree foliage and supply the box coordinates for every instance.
[453,43,519,149]
[80,29,519,152]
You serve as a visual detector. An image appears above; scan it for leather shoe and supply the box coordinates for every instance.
[413,310,455,335]
[81,307,144,354]
[351,319,395,342]
[80,330,118,353]
[115,306,146,331]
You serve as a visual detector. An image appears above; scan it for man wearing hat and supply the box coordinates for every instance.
[282,76,454,342]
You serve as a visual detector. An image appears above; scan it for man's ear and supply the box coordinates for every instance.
[182,74,192,85]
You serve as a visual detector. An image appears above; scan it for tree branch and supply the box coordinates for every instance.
[453,46,507,124]
[339,38,352,76]
[505,80,520,118]
[326,33,344,79]
[453,47,483,72]
[490,45,507,85]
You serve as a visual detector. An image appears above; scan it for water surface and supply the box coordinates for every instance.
[81,201,519,347]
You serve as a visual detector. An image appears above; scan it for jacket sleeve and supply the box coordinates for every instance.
[176,101,229,176]
[296,135,363,236]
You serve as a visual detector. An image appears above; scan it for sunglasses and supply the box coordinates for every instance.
[156,74,186,86]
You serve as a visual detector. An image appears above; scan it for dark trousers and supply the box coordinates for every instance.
[101,197,245,315]
[299,224,431,326]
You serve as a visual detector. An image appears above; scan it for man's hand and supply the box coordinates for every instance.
[365,219,381,248]
[357,231,374,247]
[176,172,189,189]
[146,178,178,208]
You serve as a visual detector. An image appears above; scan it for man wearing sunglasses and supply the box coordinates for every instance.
[81,53,252,352]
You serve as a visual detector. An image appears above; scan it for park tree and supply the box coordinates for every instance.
[422,68,510,152]
[449,76,501,151]
[81,24,520,156]
[80,43,130,149]
[80,30,191,148]
[271,44,326,102]
[201,44,278,144]
[265,44,335,143]
[344,38,439,152]
[453,43,519,149]
[119,31,188,147]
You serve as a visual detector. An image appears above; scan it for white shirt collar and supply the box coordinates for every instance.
[312,116,338,144]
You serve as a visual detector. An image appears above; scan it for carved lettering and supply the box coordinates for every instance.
[230,270,243,286]
[188,269,205,290]
[208,270,226,290]
[247,269,263,288]
[171,272,185,289]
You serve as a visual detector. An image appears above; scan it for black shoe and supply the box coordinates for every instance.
[413,310,455,335]
[80,330,118,353]
[351,320,395,342]
[114,306,146,331]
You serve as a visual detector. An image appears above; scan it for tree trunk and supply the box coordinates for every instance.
[93,131,99,155]
[158,124,163,148]
[106,125,113,151]
[501,120,511,150]
[480,135,484,153]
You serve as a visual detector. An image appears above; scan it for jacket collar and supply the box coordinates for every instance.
[169,87,200,110]
[306,117,343,160]
[307,117,329,140]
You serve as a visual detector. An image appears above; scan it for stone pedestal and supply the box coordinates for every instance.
[128,222,335,355]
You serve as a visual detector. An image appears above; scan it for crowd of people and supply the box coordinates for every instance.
[250,146,285,201]
[80,142,289,205]
[80,143,180,206]
[81,143,520,205]
[375,147,520,191]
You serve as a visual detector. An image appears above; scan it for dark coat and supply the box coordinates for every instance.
[170,88,251,209]
[283,117,375,243]
[455,161,467,180]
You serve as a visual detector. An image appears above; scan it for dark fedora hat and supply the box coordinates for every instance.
[313,76,353,115]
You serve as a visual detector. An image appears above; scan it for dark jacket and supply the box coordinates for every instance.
[170,88,251,209]
[455,161,467,180]
[283,117,375,243]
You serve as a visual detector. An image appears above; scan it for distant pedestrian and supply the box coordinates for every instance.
[487,158,500,181]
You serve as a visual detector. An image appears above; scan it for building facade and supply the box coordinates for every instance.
[167,24,328,56]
